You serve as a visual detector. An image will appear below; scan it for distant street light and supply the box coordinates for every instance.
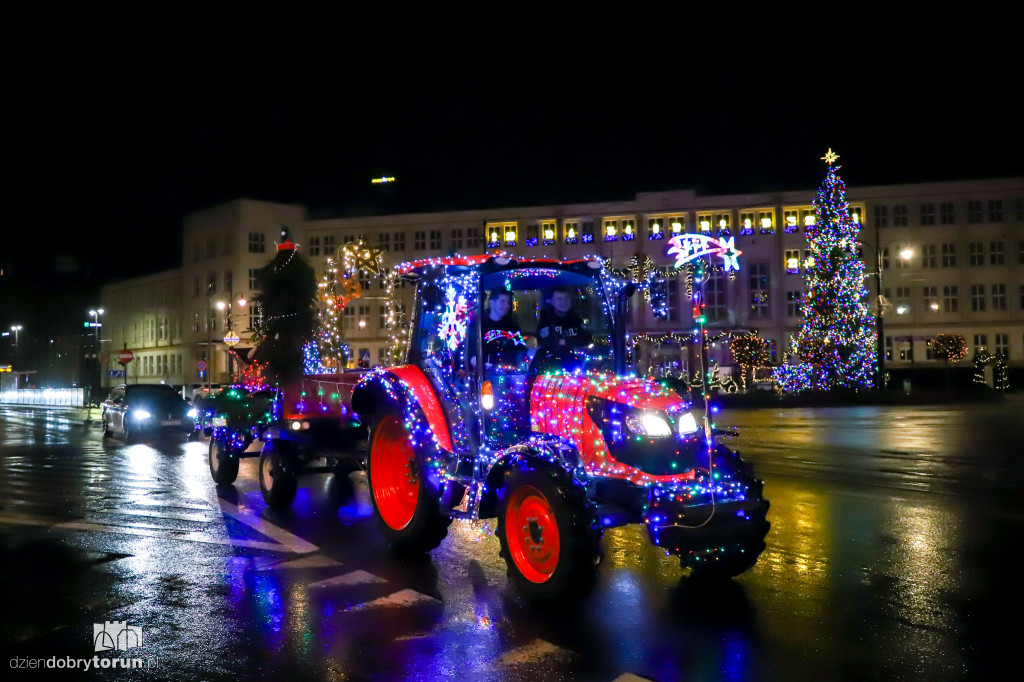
[10,324,23,370]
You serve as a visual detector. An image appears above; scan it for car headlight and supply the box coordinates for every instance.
[186,408,198,419]
[133,409,152,420]
[677,411,700,435]
[624,412,673,437]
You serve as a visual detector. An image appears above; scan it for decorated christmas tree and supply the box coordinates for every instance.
[251,228,319,385]
[776,150,877,391]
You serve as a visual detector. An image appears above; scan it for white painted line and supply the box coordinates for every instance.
[215,499,319,554]
[496,638,574,666]
[308,569,386,589]
[92,507,218,523]
[347,588,440,610]
[612,674,656,682]
[258,555,343,571]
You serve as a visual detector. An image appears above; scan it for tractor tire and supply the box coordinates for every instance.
[497,463,603,601]
[259,442,298,509]
[209,437,240,485]
[367,409,450,555]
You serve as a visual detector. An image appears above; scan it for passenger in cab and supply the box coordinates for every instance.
[537,285,591,351]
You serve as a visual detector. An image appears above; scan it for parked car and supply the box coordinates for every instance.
[102,384,195,442]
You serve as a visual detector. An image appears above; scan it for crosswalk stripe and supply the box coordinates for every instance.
[347,588,440,610]
[612,674,656,682]
[308,569,386,589]
[258,555,343,571]
[215,499,319,554]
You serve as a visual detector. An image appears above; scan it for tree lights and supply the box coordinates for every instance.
[775,152,877,392]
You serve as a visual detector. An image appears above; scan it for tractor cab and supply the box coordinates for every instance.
[401,255,632,451]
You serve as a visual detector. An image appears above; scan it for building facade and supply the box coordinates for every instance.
[100,178,1024,388]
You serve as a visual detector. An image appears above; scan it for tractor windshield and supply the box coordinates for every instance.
[481,267,615,375]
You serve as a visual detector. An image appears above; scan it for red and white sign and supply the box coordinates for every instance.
[117,349,135,364]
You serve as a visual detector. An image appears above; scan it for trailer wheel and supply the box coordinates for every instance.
[209,437,240,485]
[497,464,602,601]
[259,442,298,509]
[367,409,450,554]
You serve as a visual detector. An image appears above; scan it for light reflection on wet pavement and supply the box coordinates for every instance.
[1,400,1022,680]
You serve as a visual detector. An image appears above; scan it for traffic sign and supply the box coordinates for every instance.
[117,349,135,364]
[108,369,125,378]
[197,360,207,371]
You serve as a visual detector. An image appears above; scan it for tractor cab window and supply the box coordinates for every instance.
[410,277,473,377]
[481,268,615,376]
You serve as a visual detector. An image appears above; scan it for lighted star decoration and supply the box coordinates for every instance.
[667,234,742,271]
[821,148,840,165]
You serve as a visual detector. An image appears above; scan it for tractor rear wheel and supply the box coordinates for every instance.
[209,437,240,485]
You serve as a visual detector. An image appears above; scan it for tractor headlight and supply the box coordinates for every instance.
[624,412,673,437]
[676,411,700,435]
[186,408,199,419]
[133,409,152,420]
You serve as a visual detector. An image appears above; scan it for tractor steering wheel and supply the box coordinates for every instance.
[528,344,583,375]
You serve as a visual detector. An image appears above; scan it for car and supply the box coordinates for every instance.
[101,384,195,443]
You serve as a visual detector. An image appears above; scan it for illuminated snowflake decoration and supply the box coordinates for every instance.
[438,285,470,351]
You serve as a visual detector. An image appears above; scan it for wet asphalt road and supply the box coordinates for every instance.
[1,397,1023,681]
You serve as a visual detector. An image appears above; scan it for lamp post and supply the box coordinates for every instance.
[10,325,22,370]
[865,228,915,388]
[88,309,104,401]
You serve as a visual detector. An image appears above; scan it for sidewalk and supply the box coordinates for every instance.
[0,403,100,425]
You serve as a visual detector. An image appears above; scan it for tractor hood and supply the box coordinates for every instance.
[530,374,705,483]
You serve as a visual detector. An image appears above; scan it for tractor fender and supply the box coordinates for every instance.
[478,436,589,519]
[351,366,453,454]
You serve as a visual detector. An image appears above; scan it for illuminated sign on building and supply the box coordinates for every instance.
[667,234,743,271]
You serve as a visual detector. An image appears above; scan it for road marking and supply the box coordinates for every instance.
[495,638,574,666]
[612,674,656,682]
[258,555,343,571]
[347,588,440,610]
[308,569,386,589]
[215,498,319,554]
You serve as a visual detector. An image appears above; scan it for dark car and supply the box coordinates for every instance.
[101,384,195,443]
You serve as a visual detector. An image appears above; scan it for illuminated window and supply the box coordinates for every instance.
[783,210,799,233]
[604,220,618,241]
[582,221,594,244]
[486,226,500,249]
[697,213,712,233]
[670,218,684,235]
[542,221,556,246]
[564,221,579,244]
[647,218,663,240]
[504,225,517,246]
[622,220,635,241]
[715,212,731,235]
[758,210,774,234]
[739,212,754,235]
[801,208,816,229]
[784,250,800,274]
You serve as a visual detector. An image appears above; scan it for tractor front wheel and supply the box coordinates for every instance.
[259,442,298,509]
[209,437,240,485]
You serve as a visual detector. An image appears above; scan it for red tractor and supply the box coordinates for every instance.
[341,254,770,599]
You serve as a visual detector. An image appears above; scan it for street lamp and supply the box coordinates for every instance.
[87,309,104,399]
[216,295,248,382]
[10,325,23,369]
[865,236,915,388]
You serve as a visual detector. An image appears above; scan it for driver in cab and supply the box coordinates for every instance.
[537,285,592,351]
[481,288,527,367]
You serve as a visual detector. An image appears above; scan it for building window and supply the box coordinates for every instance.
[923,285,939,312]
[783,210,799,233]
[758,210,774,234]
[393,233,406,252]
[968,200,983,223]
[971,284,986,312]
[377,232,390,251]
[974,334,987,351]
[990,241,1005,265]
[249,305,262,331]
[582,221,595,244]
[988,199,1003,222]
[647,218,663,240]
[206,238,217,259]
[191,242,200,263]
[542,221,556,246]
[526,223,539,247]
[343,307,355,331]
[939,202,955,224]
[884,336,893,361]
[705,273,726,321]
[995,333,1009,357]
[665,277,680,323]
[308,236,320,256]
[429,229,442,250]
[921,244,937,268]
[992,283,1007,311]
[248,232,265,253]
[603,219,619,242]
[224,271,232,293]
[943,285,959,313]
[874,205,889,228]
[669,217,685,237]
[892,204,908,226]
[206,272,216,294]
[415,230,427,250]
[193,277,200,298]
[898,338,914,362]
[467,228,481,249]
[503,224,517,247]
[622,219,636,241]
[920,203,935,226]
[895,287,911,315]
[786,290,802,317]
[969,242,984,266]
[801,208,816,230]
[941,243,957,267]
[784,249,800,274]
[739,212,754,235]
[715,213,731,235]
[323,236,336,253]
[748,263,770,319]
[451,229,464,251]
[246,268,258,291]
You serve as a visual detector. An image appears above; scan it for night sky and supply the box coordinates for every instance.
[3,10,1019,295]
